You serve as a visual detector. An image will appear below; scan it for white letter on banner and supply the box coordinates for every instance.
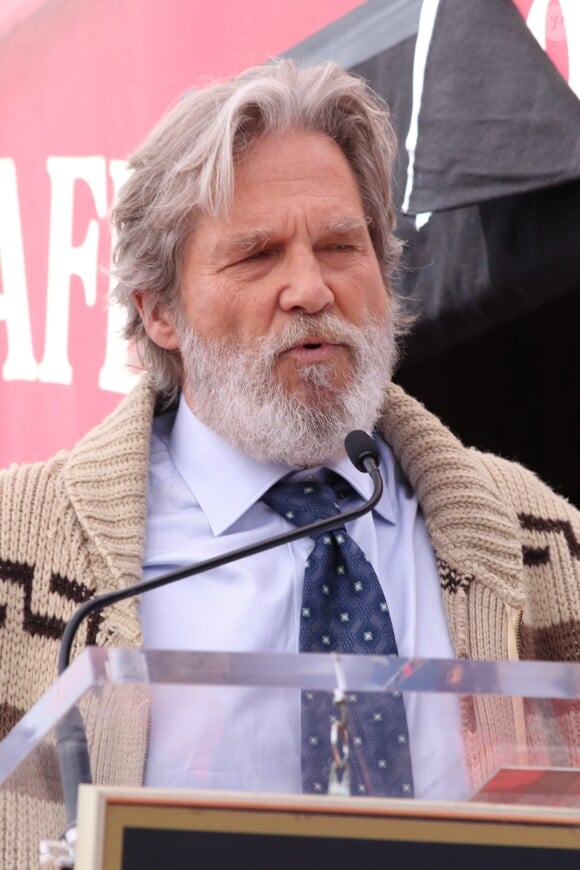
[38,156,107,385]
[0,159,38,381]
[98,159,140,394]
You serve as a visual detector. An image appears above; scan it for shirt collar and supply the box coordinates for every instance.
[169,395,397,536]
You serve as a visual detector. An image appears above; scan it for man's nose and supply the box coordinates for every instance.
[277,248,334,314]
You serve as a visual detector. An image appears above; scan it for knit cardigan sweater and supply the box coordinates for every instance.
[1,375,579,865]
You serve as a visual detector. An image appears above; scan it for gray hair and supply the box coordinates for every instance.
[112,58,403,400]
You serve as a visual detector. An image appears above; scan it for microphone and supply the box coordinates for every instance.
[55,429,382,831]
[344,429,381,474]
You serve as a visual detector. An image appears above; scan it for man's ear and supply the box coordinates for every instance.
[132,291,179,350]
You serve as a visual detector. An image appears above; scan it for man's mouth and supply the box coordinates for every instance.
[283,334,334,351]
[279,337,343,364]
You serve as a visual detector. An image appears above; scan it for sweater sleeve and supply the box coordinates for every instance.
[473,450,580,661]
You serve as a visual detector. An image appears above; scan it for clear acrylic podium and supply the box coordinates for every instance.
[1,649,579,868]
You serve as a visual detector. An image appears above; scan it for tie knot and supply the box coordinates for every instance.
[263,471,351,530]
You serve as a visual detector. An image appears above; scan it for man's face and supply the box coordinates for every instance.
[158,132,388,392]
[140,130,398,465]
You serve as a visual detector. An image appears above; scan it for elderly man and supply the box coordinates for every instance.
[0,59,579,862]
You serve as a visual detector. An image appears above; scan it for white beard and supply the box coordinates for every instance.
[177,311,398,467]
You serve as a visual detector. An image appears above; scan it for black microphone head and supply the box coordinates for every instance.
[344,430,380,473]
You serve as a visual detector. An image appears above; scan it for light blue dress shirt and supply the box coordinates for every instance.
[140,395,468,799]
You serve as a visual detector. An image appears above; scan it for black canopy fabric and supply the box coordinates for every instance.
[288,0,579,504]
[350,0,580,361]
[402,0,580,215]
[289,0,580,359]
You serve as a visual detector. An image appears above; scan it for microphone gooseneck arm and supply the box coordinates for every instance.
[58,429,382,675]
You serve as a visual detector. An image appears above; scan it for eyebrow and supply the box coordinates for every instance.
[216,216,370,259]
[322,216,370,234]
[217,230,271,257]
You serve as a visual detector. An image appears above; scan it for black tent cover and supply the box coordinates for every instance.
[287,0,580,503]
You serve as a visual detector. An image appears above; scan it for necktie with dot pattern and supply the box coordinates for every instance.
[263,471,414,797]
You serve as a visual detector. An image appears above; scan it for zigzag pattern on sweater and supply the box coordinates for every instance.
[518,514,580,560]
[0,559,102,642]
[437,558,474,595]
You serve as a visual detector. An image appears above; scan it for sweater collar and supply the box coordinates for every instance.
[63,374,157,609]
[63,375,524,614]
[380,382,524,608]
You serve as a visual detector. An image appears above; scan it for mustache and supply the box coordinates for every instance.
[257,313,365,359]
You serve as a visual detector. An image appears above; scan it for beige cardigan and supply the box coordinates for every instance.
[1,375,579,865]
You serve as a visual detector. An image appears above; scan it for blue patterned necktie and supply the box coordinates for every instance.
[263,471,414,798]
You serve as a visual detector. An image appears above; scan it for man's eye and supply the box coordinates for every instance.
[234,250,270,264]
[227,251,265,268]
[327,243,354,252]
